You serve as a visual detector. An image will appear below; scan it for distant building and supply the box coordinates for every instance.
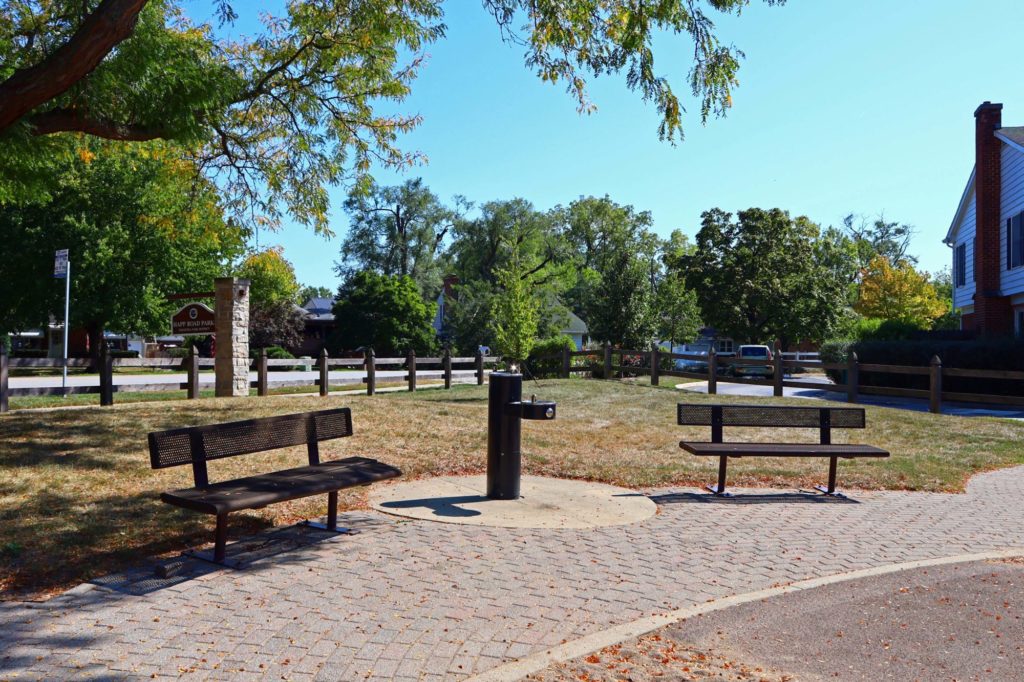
[558,310,589,350]
[296,296,336,356]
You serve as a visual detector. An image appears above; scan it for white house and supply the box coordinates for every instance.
[945,102,1024,336]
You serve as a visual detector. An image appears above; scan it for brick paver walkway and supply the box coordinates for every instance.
[3,467,1023,681]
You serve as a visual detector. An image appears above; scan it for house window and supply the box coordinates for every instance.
[1017,311,1024,338]
[955,243,967,287]
[1007,213,1024,269]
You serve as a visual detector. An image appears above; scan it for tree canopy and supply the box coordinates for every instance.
[1,0,784,228]
[682,208,852,346]
[854,256,949,329]
[338,178,464,295]
[328,271,436,355]
[0,138,245,354]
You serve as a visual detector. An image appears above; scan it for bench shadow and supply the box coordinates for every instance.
[378,495,484,518]
[649,491,860,505]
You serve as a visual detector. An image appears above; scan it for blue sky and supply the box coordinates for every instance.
[206,0,1024,291]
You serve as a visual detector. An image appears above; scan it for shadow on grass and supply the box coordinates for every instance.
[649,491,859,505]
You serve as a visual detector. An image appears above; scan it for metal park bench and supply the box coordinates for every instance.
[148,408,401,565]
[677,404,889,497]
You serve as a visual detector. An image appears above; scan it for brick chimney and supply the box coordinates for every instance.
[442,274,460,298]
[972,101,1012,336]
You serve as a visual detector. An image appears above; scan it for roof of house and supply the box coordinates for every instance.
[996,126,1024,151]
[948,125,1024,244]
[303,297,335,314]
[560,310,588,335]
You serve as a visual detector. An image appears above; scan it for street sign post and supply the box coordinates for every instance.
[54,249,70,394]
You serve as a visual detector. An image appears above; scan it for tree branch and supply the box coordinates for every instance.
[27,108,167,141]
[0,0,150,133]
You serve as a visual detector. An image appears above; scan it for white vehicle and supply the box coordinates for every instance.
[731,345,774,378]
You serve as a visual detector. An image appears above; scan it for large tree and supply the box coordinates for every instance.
[854,256,949,329]
[328,271,436,355]
[237,247,306,350]
[556,196,661,346]
[1,1,784,224]
[338,178,464,295]
[683,208,851,346]
[0,139,245,357]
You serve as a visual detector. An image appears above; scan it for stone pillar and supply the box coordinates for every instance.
[215,277,250,397]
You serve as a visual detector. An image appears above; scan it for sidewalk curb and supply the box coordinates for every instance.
[467,548,1024,682]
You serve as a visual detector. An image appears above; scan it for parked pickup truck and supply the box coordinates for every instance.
[729,344,774,378]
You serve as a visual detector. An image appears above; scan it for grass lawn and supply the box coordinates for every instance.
[2,378,1023,599]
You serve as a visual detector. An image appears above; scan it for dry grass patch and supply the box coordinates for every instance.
[2,379,1022,599]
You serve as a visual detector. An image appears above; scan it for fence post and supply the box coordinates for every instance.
[187,345,199,399]
[603,344,612,379]
[407,349,417,392]
[319,348,329,397]
[0,343,8,413]
[475,350,484,385]
[257,348,268,397]
[99,343,114,406]
[365,348,376,396]
[443,347,452,389]
[847,351,859,404]
[773,340,783,397]
[650,343,660,386]
[930,355,943,414]
[708,347,717,395]
[561,344,571,379]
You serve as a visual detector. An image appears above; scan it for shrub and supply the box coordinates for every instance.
[253,345,298,371]
[525,335,575,378]
[166,347,190,358]
[819,340,853,384]
[822,339,1024,397]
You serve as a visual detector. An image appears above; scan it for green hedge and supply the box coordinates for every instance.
[526,336,575,378]
[822,339,1024,398]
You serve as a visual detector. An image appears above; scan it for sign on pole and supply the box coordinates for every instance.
[54,249,69,279]
[55,249,71,395]
[171,303,216,335]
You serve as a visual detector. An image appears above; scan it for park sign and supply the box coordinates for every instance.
[53,249,68,278]
[171,303,215,335]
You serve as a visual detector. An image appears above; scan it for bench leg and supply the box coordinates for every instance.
[814,456,844,497]
[213,513,228,563]
[327,491,338,530]
[301,491,359,535]
[706,456,731,496]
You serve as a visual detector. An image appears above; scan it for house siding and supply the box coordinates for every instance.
[1000,143,1024,296]
[953,189,977,310]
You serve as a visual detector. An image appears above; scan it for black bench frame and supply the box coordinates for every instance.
[148,407,401,566]
[678,404,889,497]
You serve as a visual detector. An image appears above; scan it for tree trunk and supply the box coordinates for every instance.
[86,321,104,373]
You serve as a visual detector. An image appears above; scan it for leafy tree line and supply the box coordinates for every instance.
[328,179,955,361]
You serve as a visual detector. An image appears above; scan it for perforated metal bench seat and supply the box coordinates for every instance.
[677,403,890,496]
[160,456,401,515]
[148,408,402,564]
[680,443,889,458]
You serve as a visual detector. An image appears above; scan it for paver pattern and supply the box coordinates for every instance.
[3,467,1024,681]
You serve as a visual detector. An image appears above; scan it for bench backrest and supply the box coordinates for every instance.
[148,408,353,485]
[678,404,864,444]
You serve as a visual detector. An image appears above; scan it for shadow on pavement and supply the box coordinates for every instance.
[649,491,859,505]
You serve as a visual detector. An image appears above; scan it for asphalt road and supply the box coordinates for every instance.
[677,375,1024,419]
[539,558,1024,681]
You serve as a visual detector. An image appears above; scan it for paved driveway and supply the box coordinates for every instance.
[677,376,1024,419]
[3,466,1023,680]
